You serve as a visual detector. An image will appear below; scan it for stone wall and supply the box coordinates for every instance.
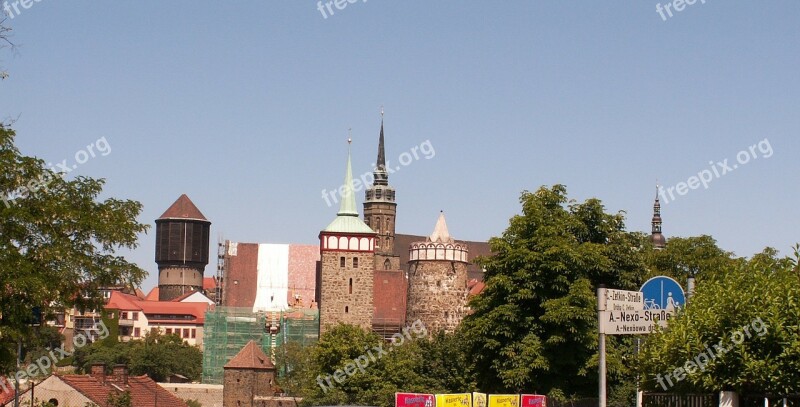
[223,368,277,407]
[319,250,375,334]
[406,260,469,333]
[158,266,203,301]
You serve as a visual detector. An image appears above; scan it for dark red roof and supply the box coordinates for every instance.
[203,277,217,290]
[158,194,208,221]
[224,341,275,370]
[59,374,187,407]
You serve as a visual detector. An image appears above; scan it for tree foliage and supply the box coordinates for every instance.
[638,247,800,394]
[277,324,474,407]
[73,331,202,382]
[460,185,648,397]
[0,125,148,371]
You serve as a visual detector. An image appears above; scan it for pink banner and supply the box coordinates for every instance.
[395,393,435,407]
[521,395,547,407]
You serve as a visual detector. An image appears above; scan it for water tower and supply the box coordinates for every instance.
[155,194,211,301]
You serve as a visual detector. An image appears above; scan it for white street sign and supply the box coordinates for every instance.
[599,288,644,311]
[599,309,674,335]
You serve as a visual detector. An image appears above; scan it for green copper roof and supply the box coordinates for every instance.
[323,143,375,234]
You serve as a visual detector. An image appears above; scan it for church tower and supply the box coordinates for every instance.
[363,109,400,271]
[155,194,211,301]
[650,187,666,250]
[318,140,376,334]
[406,212,469,333]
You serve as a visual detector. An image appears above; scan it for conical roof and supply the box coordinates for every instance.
[158,194,208,221]
[224,340,275,370]
[323,142,375,234]
[429,211,454,243]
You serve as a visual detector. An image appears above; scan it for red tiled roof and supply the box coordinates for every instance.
[137,301,209,324]
[158,194,207,221]
[106,291,143,311]
[105,290,209,324]
[145,287,160,301]
[203,277,216,290]
[468,280,486,296]
[224,340,275,370]
[59,373,187,407]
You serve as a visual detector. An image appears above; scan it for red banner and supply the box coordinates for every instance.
[521,395,547,407]
[395,393,435,407]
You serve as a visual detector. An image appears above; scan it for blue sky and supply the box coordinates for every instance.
[2,1,798,291]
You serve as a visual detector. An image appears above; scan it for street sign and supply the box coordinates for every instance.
[640,276,685,311]
[599,289,644,311]
[599,309,673,334]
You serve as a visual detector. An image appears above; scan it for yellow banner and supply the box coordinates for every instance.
[473,393,488,407]
[436,394,472,407]
[488,394,520,407]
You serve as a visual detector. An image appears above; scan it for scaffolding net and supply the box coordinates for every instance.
[202,307,319,384]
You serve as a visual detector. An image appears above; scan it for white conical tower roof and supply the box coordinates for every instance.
[429,211,454,243]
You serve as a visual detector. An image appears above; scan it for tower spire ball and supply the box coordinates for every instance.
[348,128,352,144]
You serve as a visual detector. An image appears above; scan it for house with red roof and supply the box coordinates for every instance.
[11,364,187,407]
[105,290,211,348]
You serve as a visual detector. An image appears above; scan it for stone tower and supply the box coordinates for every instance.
[650,187,666,250]
[364,110,400,271]
[155,194,210,301]
[406,212,469,333]
[318,140,376,334]
[223,340,277,407]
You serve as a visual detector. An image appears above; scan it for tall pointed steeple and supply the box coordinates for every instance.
[324,138,373,234]
[338,138,358,217]
[650,186,666,249]
[374,108,388,186]
[364,107,398,257]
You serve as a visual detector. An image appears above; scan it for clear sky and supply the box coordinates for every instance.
[2,1,798,291]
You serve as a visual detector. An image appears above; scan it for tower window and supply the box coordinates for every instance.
[345,306,349,314]
[349,278,353,294]
[384,259,391,270]
[340,257,345,268]
[353,258,359,269]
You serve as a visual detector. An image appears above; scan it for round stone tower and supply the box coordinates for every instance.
[155,194,211,301]
[406,212,469,333]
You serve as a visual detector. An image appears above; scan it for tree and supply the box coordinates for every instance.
[637,247,800,394]
[0,125,148,371]
[73,331,202,382]
[460,185,649,398]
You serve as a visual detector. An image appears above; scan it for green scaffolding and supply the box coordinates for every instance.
[201,307,319,384]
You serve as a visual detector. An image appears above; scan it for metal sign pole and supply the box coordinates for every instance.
[598,285,607,407]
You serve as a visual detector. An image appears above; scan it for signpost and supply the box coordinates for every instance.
[597,277,687,407]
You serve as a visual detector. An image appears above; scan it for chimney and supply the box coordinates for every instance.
[112,364,129,386]
[90,363,106,383]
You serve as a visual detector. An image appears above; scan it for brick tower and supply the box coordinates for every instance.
[364,109,400,271]
[318,140,376,334]
[223,340,277,407]
[406,212,469,333]
[364,110,407,336]
[155,194,210,301]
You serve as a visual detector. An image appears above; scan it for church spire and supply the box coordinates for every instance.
[650,185,666,249]
[374,107,388,186]
[338,136,358,217]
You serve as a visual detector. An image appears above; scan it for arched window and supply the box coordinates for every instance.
[384,259,391,270]
[375,217,381,233]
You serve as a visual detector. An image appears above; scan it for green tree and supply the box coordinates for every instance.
[0,125,148,372]
[461,185,648,397]
[637,247,800,394]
